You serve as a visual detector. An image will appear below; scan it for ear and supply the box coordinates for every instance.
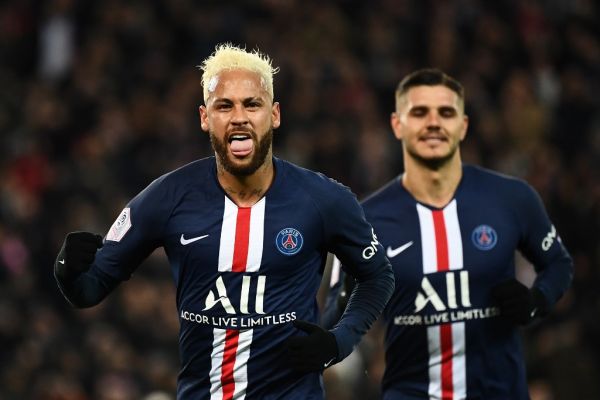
[460,114,469,141]
[199,105,209,132]
[390,111,403,141]
[271,102,281,129]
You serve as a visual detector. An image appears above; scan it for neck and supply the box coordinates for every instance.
[216,158,275,208]
[402,153,462,208]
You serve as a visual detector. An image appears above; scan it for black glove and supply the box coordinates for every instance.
[55,231,103,280]
[285,319,339,373]
[491,279,547,325]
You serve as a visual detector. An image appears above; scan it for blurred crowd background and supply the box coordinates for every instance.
[1,0,598,399]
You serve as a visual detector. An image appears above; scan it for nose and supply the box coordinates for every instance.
[425,111,441,130]
[231,104,249,125]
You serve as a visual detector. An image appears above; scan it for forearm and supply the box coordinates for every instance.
[55,265,119,308]
[331,263,394,360]
[321,287,344,330]
[534,252,574,310]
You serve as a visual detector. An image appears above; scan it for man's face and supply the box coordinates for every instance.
[391,85,468,169]
[199,69,281,176]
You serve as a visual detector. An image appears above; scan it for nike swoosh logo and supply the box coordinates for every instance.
[530,307,538,318]
[323,357,336,369]
[180,234,209,245]
[58,259,65,264]
[386,241,414,258]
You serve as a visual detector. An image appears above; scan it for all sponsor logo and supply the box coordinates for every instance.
[393,271,500,326]
[181,275,297,328]
[414,271,472,313]
[203,275,266,314]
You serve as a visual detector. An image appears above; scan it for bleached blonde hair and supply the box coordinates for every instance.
[199,43,279,103]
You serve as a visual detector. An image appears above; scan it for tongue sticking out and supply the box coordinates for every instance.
[230,138,253,157]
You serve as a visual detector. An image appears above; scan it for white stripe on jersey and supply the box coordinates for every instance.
[232,329,253,398]
[210,329,227,399]
[452,322,467,399]
[417,204,437,275]
[426,325,443,399]
[418,200,467,400]
[218,196,265,272]
[209,328,254,400]
[212,197,264,398]
[417,200,463,273]
[245,198,265,272]
[218,197,239,272]
[443,200,463,270]
[426,323,467,400]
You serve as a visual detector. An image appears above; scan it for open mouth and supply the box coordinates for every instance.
[228,133,253,157]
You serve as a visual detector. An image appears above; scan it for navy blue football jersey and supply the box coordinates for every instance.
[327,165,572,400]
[88,156,393,400]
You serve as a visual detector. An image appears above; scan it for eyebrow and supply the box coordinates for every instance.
[409,105,458,112]
[212,96,264,104]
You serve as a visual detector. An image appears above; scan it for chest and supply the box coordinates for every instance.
[370,199,521,288]
[162,193,326,282]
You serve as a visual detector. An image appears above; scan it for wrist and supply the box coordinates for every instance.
[530,287,548,319]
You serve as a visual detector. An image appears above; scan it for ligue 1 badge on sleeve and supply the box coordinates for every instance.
[106,207,132,242]
[275,228,303,256]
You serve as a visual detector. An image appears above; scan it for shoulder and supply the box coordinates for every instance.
[360,176,410,220]
[281,158,354,199]
[362,177,403,207]
[462,165,545,217]
[141,157,214,197]
[463,164,536,197]
[134,157,215,203]
[278,159,361,221]
[157,157,214,187]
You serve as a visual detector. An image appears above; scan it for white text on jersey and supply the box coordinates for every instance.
[203,275,266,314]
[362,228,380,259]
[414,271,472,312]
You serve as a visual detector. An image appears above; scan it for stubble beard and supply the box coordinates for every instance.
[406,139,460,171]
[210,127,274,176]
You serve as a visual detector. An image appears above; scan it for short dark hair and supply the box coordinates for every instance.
[396,68,464,103]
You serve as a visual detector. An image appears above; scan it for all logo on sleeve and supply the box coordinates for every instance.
[275,228,303,256]
[471,224,497,250]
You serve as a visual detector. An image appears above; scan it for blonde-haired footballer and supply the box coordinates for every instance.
[54,44,394,399]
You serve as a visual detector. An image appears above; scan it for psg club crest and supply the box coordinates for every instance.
[275,228,303,256]
[471,225,497,251]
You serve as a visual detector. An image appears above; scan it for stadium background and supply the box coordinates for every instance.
[0,0,598,399]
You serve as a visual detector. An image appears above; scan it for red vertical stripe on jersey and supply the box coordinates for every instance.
[433,209,453,399]
[224,206,249,396]
[232,207,251,272]
[221,329,240,400]
[432,210,449,271]
[440,323,454,399]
